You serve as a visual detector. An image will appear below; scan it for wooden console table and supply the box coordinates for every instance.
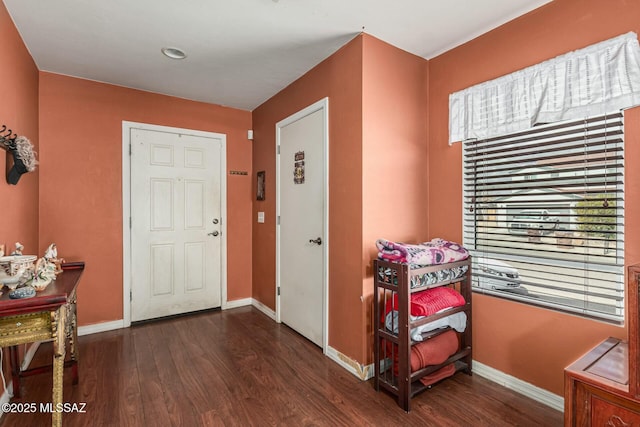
[0,262,84,427]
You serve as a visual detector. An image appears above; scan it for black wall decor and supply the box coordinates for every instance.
[257,171,265,201]
[0,124,37,185]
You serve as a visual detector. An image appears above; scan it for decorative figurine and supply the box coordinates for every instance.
[30,257,56,291]
[43,243,56,260]
[0,250,37,289]
[43,243,64,275]
[10,242,24,256]
[9,286,36,299]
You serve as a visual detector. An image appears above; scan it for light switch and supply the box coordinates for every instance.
[257,212,265,223]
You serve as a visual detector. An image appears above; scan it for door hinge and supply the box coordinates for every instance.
[277,145,280,155]
[129,143,132,156]
[277,215,280,225]
[130,290,132,301]
[129,217,132,229]
[277,287,280,296]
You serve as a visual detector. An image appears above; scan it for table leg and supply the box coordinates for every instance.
[9,346,20,398]
[51,352,64,427]
[69,300,79,385]
[51,306,67,427]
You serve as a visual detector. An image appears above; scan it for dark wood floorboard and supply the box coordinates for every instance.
[0,306,563,426]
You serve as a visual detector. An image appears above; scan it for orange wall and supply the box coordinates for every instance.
[428,0,640,395]
[38,73,253,326]
[3,0,638,399]
[361,35,429,363]
[0,1,39,256]
[252,35,364,361]
[252,34,429,365]
[0,0,39,397]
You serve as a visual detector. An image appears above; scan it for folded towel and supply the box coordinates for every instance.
[385,310,467,341]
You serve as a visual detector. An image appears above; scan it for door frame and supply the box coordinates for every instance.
[122,121,228,327]
[275,98,329,353]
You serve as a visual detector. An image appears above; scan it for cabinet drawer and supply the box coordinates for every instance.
[574,381,640,426]
[592,396,640,426]
[0,312,52,346]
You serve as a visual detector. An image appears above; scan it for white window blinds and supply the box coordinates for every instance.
[463,112,624,322]
[450,32,640,143]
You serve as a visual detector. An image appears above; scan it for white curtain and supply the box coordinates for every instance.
[449,32,640,144]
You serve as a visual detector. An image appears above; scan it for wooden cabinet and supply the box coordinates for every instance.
[564,264,640,426]
[629,265,640,399]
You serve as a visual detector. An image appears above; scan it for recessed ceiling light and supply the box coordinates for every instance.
[161,47,187,60]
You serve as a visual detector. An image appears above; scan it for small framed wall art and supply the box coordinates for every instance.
[294,151,305,184]
[256,170,265,201]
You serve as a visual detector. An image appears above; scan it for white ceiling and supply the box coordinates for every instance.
[4,0,552,111]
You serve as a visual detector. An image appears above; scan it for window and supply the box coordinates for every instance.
[463,112,624,322]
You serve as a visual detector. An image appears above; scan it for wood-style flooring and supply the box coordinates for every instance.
[0,306,562,426]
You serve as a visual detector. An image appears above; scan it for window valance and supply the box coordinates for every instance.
[449,32,640,144]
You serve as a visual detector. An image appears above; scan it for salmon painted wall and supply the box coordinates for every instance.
[252,35,364,361]
[38,73,252,326]
[361,35,429,363]
[0,0,39,397]
[0,2,39,258]
[428,0,640,395]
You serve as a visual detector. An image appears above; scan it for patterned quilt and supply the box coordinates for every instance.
[376,238,469,265]
[377,263,469,289]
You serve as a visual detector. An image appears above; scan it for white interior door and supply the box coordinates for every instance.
[130,128,223,322]
[277,99,328,348]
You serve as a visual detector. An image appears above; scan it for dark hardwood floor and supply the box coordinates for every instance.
[1,307,562,426]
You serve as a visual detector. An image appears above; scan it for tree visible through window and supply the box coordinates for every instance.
[575,195,616,241]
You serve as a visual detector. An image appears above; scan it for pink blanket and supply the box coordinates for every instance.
[387,330,460,376]
[385,286,466,317]
[410,330,459,372]
[376,238,469,265]
[419,363,456,386]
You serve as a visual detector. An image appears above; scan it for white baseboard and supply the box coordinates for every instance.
[78,319,125,336]
[248,303,375,381]
[251,298,276,320]
[318,352,563,412]
[78,301,259,336]
[473,360,564,412]
[326,346,375,381]
[222,298,252,310]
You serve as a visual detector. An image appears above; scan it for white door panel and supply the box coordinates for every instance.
[131,128,222,321]
[278,101,327,348]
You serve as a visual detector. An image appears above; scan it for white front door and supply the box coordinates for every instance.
[277,99,328,348]
[130,127,224,322]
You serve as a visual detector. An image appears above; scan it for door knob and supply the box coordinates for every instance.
[309,237,322,245]
[212,218,219,224]
[208,231,219,237]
